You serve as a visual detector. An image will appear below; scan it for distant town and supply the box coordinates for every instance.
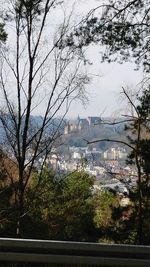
[29,116,138,198]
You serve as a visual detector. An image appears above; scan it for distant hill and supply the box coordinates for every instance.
[0,115,66,143]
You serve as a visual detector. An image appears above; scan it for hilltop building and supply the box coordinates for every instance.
[64,116,102,134]
[87,116,102,126]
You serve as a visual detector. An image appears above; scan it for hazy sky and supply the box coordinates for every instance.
[67,46,144,118]
[1,0,145,119]
[65,0,145,118]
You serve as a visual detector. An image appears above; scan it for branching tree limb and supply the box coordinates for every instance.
[0,0,89,236]
[85,86,150,244]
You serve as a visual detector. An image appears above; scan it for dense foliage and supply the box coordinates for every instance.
[25,169,96,241]
[0,23,7,43]
[0,166,122,243]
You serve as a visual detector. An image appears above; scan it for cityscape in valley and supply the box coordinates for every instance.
[31,116,137,199]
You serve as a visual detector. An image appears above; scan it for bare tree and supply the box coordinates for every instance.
[0,0,89,236]
[85,86,150,244]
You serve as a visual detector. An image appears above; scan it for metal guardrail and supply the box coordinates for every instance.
[0,238,150,266]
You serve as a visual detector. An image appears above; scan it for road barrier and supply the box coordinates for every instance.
[0,238,150,266]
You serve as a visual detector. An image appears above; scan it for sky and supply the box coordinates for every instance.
[1,0,145,119]
[64,0,145,118]
[67,46,144,118]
